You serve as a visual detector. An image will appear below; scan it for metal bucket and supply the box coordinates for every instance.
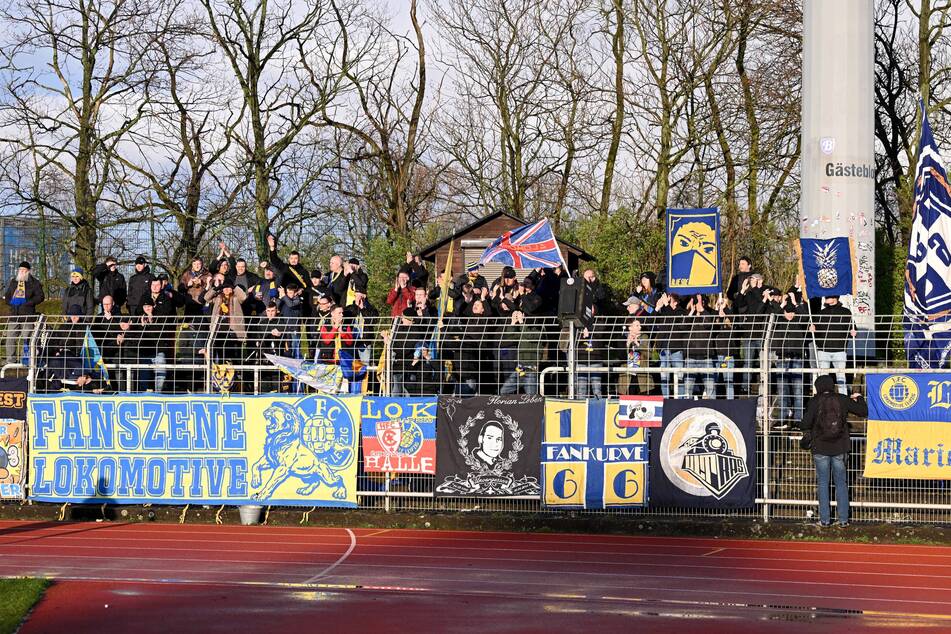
[237,505,263,525]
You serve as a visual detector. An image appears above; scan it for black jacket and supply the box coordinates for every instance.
[91,263,128,308]
[323,269,349,305]
[800,375,867,456]
[813,304,853,352]
[4,275,44,316]
[62,280,96,316]
[144,288,185,317]
[127,267,154,314]
[269,248,311,290]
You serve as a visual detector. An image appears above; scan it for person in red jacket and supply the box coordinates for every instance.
[316,306,354,362]
[386,271,414,317]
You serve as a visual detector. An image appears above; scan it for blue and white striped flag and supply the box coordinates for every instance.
[905,101,951,368]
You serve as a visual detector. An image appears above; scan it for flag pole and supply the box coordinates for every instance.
[794,240,821,366]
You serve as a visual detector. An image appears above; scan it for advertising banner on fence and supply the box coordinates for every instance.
[435,395,542,497]
[542,399,648,509]
[649,399,757,509]
[361,397,436,474]
[0,378,27,500]
[29,393,361,507]
[864,374,951,479]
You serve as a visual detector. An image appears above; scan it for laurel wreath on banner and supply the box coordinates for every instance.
[458,408,522,474]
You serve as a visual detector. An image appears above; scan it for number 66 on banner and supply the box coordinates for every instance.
[541,399,649,509]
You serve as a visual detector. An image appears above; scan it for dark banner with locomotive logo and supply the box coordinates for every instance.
[649,399,757,509]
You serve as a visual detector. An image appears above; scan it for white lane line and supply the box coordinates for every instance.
[304,529,356,584]
[701,548,725,557]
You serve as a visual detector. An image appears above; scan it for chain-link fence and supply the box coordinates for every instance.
[2,313,948,523]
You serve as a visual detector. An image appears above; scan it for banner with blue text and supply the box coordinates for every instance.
[29,393,361,506]
[864,374,951,479]
[542,399,648,509]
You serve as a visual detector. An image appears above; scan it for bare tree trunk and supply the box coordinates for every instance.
[599,0,625,218]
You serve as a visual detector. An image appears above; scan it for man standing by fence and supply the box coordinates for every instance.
[4,261,44,364]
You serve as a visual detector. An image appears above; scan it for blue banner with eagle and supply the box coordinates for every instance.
[665,208,722,294]
[799,237,855,299]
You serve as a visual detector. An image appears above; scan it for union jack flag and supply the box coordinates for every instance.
[474,219,564,270]
[905,100,951,368]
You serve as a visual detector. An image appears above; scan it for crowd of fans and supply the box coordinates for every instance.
[3,243,858,425]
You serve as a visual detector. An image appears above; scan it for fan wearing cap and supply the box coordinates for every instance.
[126,255,154,315]
[61,267,95,317]
[91,256,127,311]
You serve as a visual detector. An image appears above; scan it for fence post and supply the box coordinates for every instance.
[384,318,396,397]
[26,316,43,393]
[203,318,214,393]
[567,320,576,399]
[760,315,776,522]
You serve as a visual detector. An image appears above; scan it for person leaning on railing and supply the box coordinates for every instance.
[616,316,654,396]
[712,295,738,399]
[684,295,716,399]
[205,276,248,366]
[576,311,609,399]
[248,301,291,392]
[655,292,687,399]
[128,299,171,392]
[767,290,809,430]
[809,295,857,395]
[735,272,767,396]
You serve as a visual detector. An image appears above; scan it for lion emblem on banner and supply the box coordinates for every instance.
[250,395,355,500]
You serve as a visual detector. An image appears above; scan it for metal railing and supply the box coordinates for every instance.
[2,312,949,523]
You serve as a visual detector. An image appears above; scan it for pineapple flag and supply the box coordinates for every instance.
[798,237,855,298]
[905,100,951,369]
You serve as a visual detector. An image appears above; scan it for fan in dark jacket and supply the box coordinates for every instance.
[127,256,153,316]
[267,234,311,290]
[4,261,45,363]
[800,374,867,527]
[91,257,127,310]
[62,268,96,316]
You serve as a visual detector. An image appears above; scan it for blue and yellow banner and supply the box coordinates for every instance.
[666,207,721,294]
[865,374,951,479]
[542,399,648,509]
[29,393,361,506]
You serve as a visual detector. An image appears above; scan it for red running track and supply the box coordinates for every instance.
[0,520,948,633]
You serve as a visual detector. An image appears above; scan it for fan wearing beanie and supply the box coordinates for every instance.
[62,266,95,316]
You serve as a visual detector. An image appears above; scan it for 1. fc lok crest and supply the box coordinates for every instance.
[659,408,748,500]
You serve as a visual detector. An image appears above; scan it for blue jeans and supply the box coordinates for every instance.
[743,339,762,393]
[813,453,849,525]
[684,357,715,398]
[717,354,735,399]
[577,373,603,399]
[500,369,538,395]
[775,357,803,422]
[816,350,848,394]
[659,350,684,398]
[138,352,166,392]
